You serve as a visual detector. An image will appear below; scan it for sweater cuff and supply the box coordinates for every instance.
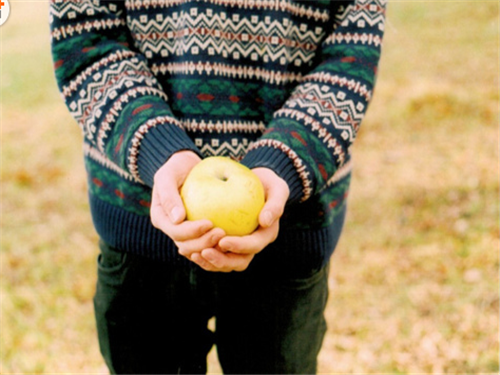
[241,146,304,203]
[135,122,202,187]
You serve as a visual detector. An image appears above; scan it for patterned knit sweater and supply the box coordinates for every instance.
[50,0,386,273]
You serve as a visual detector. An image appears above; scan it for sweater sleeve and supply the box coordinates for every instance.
[241,0,387,203]
[49,0,200,187]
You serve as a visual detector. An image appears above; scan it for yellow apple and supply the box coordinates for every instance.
[180,156,265,236]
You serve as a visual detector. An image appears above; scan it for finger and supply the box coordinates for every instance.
[218,220,279,255]
[177,228,225,258]
[168,219,214,242]
[153,151,202,224]
[150,188,172,230]
[190,252,219,272]
[200,249,254,272]
[151,193,213,241]
[155,178,186,224]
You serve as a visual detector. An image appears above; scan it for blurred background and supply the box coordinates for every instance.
[1,1,498,373]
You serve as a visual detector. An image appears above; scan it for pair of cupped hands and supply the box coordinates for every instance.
[150,151,290,272]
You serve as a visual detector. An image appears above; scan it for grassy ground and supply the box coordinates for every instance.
[1,1,498,374]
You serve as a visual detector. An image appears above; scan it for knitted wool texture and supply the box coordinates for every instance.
[50,0,386,271]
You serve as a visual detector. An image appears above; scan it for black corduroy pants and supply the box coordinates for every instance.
[94,241,329,374]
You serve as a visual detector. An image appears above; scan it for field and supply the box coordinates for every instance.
[1,1,499,374]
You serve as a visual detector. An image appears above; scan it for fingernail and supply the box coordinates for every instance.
[211,233,222,244]
[262,211,273,227]
[170,206,183,223]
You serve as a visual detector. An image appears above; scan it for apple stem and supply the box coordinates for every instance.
[217,172,228,182]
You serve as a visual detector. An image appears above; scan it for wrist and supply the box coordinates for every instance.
[154,150,202,186]
[252,167,290,199]
[135,123,201,188]
[241,147,304,203]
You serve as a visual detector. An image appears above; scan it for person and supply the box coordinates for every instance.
[50,0,386,373]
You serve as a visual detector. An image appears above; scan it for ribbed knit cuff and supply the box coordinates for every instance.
[241,147,304,203]
[136,124,202,187]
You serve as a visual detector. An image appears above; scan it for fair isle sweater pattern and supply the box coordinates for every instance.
[50,0,386,268]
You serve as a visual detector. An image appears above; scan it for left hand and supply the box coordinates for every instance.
[150,151,226,259]
[190,167,290,272]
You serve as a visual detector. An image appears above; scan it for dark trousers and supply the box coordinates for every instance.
[94,241,329,374]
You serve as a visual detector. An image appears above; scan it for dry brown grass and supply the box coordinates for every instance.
[1,2,498,374]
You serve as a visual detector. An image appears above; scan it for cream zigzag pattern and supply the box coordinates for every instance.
[73,57,154,115]
[326,0,386,46]
[68,57,165,146]
[49,0,121,20]
[61,50,137,98]
[283,82,366,143]
[198,142,250,159]
[73,73,154,141]
[126,0,329,22]
[72,69,153,122]
[335,0,387,28]
[128,11,324,64]
[303,72,372,102]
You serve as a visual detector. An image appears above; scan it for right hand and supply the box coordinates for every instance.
[150,151,226,259]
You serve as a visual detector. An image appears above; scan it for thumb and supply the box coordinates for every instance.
[259,195,286,228]
[253,168,290,228]
[168,200,186,224]
[153,170,186,226]
[153,177,186,224]
[153,151,201,224]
